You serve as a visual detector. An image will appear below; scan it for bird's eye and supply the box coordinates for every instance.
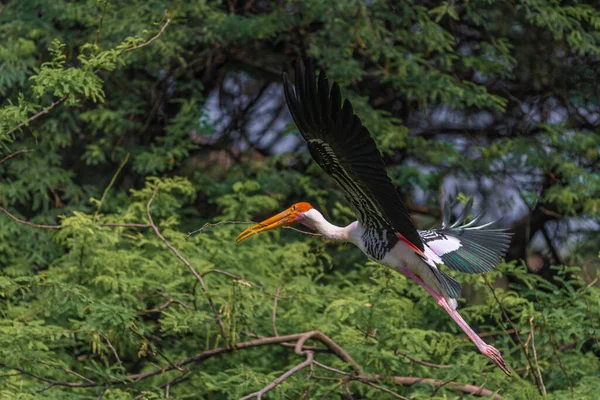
[291,205,296,211]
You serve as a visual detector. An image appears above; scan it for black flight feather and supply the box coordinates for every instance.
[283,59,423,250]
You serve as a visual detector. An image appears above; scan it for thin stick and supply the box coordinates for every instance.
[529,317,546,395]
[240,351,314,400]
[360,380,410,400]
[39,361,95,385]
[272,281,284,337]
[0,206,61,229]
[400,353,452,369]
[119,19,171,56]
[483,275,541,392]
[5,96,69,136]
[146,186,227,341]
[94,153,129,218]
[6,17,172,136]
[201,269,261,289]
[585,297,600,352]
[99,333,123,371]
[0,149,36,165]
[0,332,503,398]
[186,220,322,239]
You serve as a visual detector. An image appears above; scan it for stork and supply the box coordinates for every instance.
[237,60,512,375]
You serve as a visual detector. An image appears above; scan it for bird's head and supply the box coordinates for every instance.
[236,202,313,243]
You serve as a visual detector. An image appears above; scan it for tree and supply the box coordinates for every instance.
[1,0,599,398]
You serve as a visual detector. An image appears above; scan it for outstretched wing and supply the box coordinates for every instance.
[283,59,422,251]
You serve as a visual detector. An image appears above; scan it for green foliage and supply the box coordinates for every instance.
[1,0,599,399]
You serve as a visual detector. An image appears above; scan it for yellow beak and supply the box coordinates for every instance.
[236,208,298,243]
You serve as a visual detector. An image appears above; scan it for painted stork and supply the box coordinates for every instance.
[237,60,512,375]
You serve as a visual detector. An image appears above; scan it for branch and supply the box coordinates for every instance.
[239,351,314,400]
[0,331,504,398]
[5,97,69,136]
[272,280,284,337]
[0,206,151,230]
[483,275,542,394]
[119,19,171,56]
[186,220,321,239]
[312,361,500,399]
[0,206,61,229]
[201,269,261,289]
[529,317,546,395]
[146,186,227,341]
[5,18,172,136]
[99,333,124,371]
[399,352,453,369]
[295,331,360,374]
[0,149,36,165]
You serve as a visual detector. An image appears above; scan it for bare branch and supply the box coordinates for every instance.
[0,331,504,398]
[0,149,36,165]
[240,351,314,400]
[186,220,321,239]
[201,269,261,289]
[146,186,227,341]
[0,206,61,229]
[294,331,360,374]
[0,206,152,231]
[5,96,69,136]
[5,17,172,136]
[119,19,171,56]
[99,333,124,371]
[399,352,453,369]
[529,317,546,395]
[272,280,284,337]
[312,362,500,399]
[38,361,95,385]
[483,275,542,393]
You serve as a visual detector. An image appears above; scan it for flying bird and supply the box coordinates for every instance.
[237,60,512,375]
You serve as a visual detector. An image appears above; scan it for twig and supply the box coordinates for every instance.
[312,362,500,399]
[400,353,452,369]
[0,205,152,230]
[101,223,151,228]
[119,18,171,56]
[532,289,574,393]
[0,331,503,398]
[99,332,124,371]
[0,149,36,165]
[240,351,314,400]
[6,17,172,136]
[36,383,56,392]
[0,206,61,229]
[295,331,360,374]
[272,281,284,337]
[39,361,95,385]
[146,186,227,341]
[361,380,410,400]
[5,96,69,136]
[94,153,129,218]
[140,298,192,313]
[529,317,546,395]
[201,269,261,289]
[585,297,600,352]
[483,275,542,394]
[186,220,322,239]
[97,386,107,400]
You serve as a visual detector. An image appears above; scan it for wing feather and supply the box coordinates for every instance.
[283,60,422,250]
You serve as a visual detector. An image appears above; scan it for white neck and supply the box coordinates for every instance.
[301,209,358,242]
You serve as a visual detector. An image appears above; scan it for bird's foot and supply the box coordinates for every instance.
[483,345,511,376]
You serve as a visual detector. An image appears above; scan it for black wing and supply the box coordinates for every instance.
[283,59,422,251]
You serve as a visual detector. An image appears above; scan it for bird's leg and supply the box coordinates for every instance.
[400,267,510,376]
